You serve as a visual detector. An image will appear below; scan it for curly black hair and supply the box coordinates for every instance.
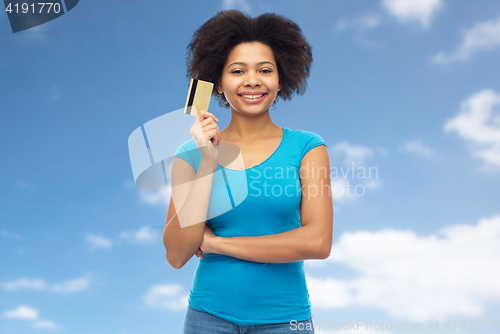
[185,10,313,109]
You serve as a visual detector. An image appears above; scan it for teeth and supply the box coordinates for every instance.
[242,94,264,99]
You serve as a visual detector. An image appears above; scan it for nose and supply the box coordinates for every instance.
[244,72,261,87]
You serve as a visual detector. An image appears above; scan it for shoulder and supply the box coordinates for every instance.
[286,127,326,143]
[175,138,197,153]
[301,129,326,142]
[285,127,328,159]
[174,138,200,171]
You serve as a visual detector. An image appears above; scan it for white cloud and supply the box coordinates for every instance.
[2,278,46,291]
[118,226,159,245]
[1,229,22,240]
[2,275,91,294]
[331,178,352,203]
[32,320,59,330]
[381,0,443,28]
[330,178,366,204]
[3,305,38,320]
[306,214,500,321]
[86,233,112,250]
[49,275,91,294]
[142,284,189,311]
[399,138,435,158]
[221,0,250,13]
[331,142,374,165]
[3,306,60,330]
[432,16,500,64]
[139,188,171,207]
[329,145,381,204]
[335,14,382,32]
[87,226,160,249]
[330,172,381,204]
[444,89,500,168]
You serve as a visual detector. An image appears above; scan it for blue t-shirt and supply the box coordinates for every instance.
[173,126,327,326]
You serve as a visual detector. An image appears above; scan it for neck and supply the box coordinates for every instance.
[223,107,281,141]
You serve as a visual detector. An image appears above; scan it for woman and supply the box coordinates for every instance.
[163,9,333,334]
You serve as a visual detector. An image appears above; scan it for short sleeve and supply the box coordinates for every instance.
[300,131,328,160]
[174,139,200,172]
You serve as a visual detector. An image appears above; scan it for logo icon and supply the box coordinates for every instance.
[3,0,79,33]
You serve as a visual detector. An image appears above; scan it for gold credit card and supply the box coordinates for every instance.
[184,78,214,116]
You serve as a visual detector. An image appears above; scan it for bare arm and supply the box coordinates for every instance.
[201,145,334,263]
[162,156,215,269]
[163,110,221,269]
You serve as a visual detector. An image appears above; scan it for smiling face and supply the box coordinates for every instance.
[217,42,281,116]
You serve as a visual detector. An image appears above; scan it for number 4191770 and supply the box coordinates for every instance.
[5,2,62,14]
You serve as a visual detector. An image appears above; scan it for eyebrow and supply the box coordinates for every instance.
[227,61,276,69]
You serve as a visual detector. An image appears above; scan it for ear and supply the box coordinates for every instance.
[278,82,282,92]
[217,85,223,94]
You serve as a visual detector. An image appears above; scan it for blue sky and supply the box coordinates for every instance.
[1,0,500,333]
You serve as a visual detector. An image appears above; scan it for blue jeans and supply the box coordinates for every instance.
[182,305,315,333]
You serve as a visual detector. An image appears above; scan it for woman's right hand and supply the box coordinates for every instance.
[190,110,221,168]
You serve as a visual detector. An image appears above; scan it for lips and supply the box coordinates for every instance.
[238,91,267,95]
[238,93,267,104]
[238,92,266,96]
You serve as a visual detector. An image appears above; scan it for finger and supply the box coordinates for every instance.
[200,110,218,121]
[202,123,220,145]
[207,128,220,145]
[198,119,218,137]
[200,116,217,126]
[201,122,218,133]
[205,129,219,144]
[198,110,219,123]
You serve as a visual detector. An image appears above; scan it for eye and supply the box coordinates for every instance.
[261,69,272,73]
[231,70,243,74]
